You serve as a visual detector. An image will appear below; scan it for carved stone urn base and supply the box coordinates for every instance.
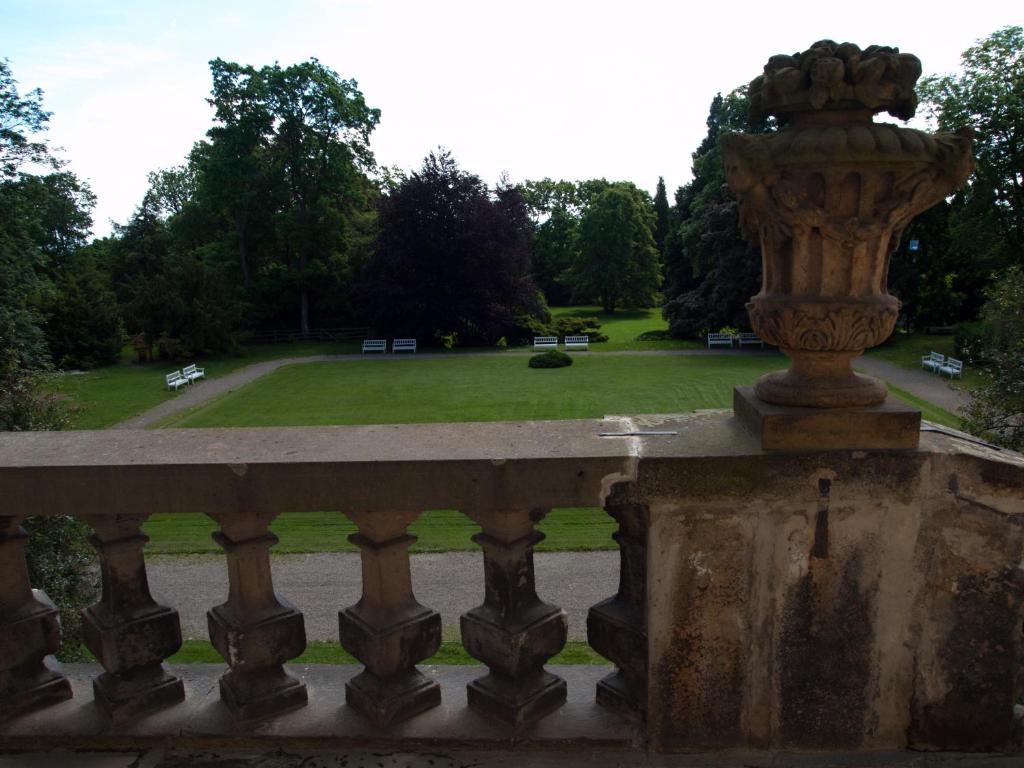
[734,386,920,451]
[756,350,886,408]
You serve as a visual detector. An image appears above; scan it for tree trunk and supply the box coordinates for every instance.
[300,291,309,335]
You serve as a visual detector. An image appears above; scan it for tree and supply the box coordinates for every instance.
[359,150,543,344]
[962,266,1024,450]
[203,59,278,289]
[0,61,97,660]
[663,89,770,337]
[45,253,123,369]
[919,26,1024,264]
[530,205,579,305]
[653,176,670,255]
[262,59,380,333]
[0,59,57,179]
[575,184,660,312]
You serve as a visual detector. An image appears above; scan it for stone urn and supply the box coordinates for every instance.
[721,41,973,408]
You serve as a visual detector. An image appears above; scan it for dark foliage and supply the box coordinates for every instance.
[963,266,1024,450]
[23,516,97,661]
[663,196,761,337]
[662,89,771,338]
[529,350,573,369]
[45,255,123,369]
[358,151,544,345]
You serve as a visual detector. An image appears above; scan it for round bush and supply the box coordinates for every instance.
[529,350,573,369]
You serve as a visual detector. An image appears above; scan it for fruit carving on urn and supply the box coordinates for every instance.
[721,41,973,408]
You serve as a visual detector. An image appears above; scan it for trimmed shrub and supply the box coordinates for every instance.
[529,350,573,369]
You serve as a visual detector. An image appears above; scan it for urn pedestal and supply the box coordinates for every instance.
[720,41,973,449]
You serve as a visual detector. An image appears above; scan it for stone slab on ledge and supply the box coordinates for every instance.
[0,664,638,753]
[733,386,922,451]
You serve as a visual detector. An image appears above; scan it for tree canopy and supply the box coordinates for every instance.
[919,25,1023,262]
[359,150,543,345]
[662,89,769,337]
[575,184,661,312]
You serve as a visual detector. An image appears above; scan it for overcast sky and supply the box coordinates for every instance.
[4,0,1020,236]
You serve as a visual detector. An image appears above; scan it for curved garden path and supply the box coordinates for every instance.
[114,348,969,429]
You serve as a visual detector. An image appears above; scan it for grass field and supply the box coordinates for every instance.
[551,305,700,350]
[144,508,615,555]
[165,354,786,428]
[167,639,608,666]
[52,341,361,429]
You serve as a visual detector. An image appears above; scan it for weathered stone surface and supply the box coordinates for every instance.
[721,41,973,411]
[338,511,441,727]
[207,517,307,723]
[0,664,635,753]
[587,502,648,721]
[82,514,183,722]
[0,415,1021,755]
[461,509,568,725]
[0,517,72,722]
[733,385,921,450]
[0,420,639,519]
[623,414,1024,752]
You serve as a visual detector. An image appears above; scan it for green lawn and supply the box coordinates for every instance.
[888,385,963,430]
[550,305,701,350]
[168,639,608,666]
[51,341,361,429]
[144,507,616,555]
[166,354,785,428]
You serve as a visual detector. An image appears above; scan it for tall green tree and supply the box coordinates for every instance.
[919,26,1023,264]
[262,59,380,333]
[575,184,660,312]
[0,60,97,661]
[0,59,56,179]
[663,89,770,337]
[653,176,670,255]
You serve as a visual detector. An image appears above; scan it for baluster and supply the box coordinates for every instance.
[81,514,184,722]
[460,507,567,725]
[338,510,441,726]
[587,502,648,719]
[0,515,72,722]
[207,514,307,722]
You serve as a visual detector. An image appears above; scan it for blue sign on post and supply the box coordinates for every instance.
[908,239,920,252]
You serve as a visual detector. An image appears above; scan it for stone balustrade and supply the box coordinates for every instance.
[0,414,1021,756]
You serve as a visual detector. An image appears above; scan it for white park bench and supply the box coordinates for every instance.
[921,351,945,372]
[707,332,734,349]
[183,363,205,383]
[533,336,558,351]
[165,370,188,391]
[564,334,589,351]
[362,339,386,354]
[392,338,417,353]
[937,357,963,379]
[736,332,764,349]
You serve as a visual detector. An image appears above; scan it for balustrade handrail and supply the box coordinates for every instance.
[0,418,644,732]
[1,415,1022,753]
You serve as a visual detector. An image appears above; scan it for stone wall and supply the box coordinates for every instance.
[618,419,1024,751]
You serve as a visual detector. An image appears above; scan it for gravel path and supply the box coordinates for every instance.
[147,551,618,641]
[854,355,969,415]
